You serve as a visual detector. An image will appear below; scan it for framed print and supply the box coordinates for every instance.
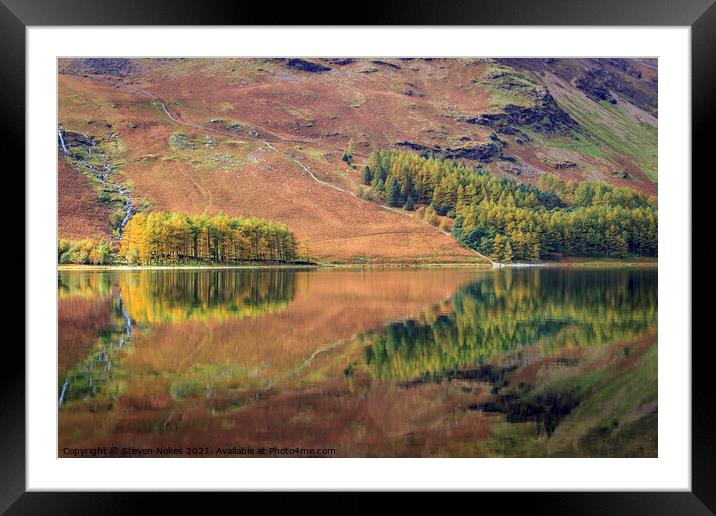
[6,0,714,512]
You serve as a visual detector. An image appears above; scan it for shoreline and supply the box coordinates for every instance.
[57,258,657,271]
[56,262,493,271]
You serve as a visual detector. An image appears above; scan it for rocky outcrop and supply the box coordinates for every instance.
[59,130,96,148]
[465,92,579,136]
[397,141,430,152]
[448,143,512,162]
[328,58,354,65]
[59,58,137,77]
[396,136,511,164]
[371,60,401,69]
[553,161,577,170]
[285,59,331,73]
[497,58,658,116]
[572,62,653,108]
[574,68,618,104]
[611,170,633,180]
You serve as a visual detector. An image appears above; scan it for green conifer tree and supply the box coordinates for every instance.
[404,195,415,211]
[362,166,373,185]
[386,176,402,207]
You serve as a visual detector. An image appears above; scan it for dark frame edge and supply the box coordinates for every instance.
[1,0,715,26]
[6,0,714,513]
[0,0,26,514]
[691,1,716,513]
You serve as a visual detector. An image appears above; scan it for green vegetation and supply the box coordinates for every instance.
[550,90,658,181]
[363,150,657,262]
[59,321,130,405]
[342,138,355,164]
[547,344,657,457]
[478,63,542,109]
[58,239,114,265]
[165,130,249,170]
[60,129,132,239]
[543,130,605,160]
[168,131,197,151]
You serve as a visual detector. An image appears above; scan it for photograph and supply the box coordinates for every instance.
[56,56,658,459]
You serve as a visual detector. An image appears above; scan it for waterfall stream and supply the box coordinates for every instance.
[59,127,134,237]
[58,130,69,155]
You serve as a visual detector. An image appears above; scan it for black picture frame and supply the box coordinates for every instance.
[6,0,712,512]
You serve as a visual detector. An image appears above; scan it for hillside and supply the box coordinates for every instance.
[57,58,657,263]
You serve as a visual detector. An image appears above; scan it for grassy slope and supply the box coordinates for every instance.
[58,73,486,264]
[58,159,113,240]
[542,73,658,183]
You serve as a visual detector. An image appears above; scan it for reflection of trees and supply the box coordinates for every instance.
[58,272,114,299]
[363,269,657,381]
[58,269,298,405]
[120,269,297,324]
[58,269,298,324]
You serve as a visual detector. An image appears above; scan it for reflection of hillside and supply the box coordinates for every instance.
[58,269,298,405]
[58,269,476,409]
[364,269,657,381]
[58,293,114,379]
[57,268,658,457]
[118,269,477,387]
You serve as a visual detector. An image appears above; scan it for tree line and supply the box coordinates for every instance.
[361,149,657,261]
[120,212,297,265]
[59,212,300,265]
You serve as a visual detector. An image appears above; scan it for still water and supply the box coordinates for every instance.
[58,267,657,457]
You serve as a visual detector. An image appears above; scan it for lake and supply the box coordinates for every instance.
[58,266,657,457]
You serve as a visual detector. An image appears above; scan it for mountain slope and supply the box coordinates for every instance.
[57,58,657,263]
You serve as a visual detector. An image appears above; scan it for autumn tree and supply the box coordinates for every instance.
[120,211,297,265]
[503,240,514,263]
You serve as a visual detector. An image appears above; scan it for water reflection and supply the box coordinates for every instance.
[363,268,657,381]
[60,269,297,323]
[58,269,297,404]
[58,267,657,457]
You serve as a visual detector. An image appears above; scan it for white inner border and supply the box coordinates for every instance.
[27,27,690,491]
